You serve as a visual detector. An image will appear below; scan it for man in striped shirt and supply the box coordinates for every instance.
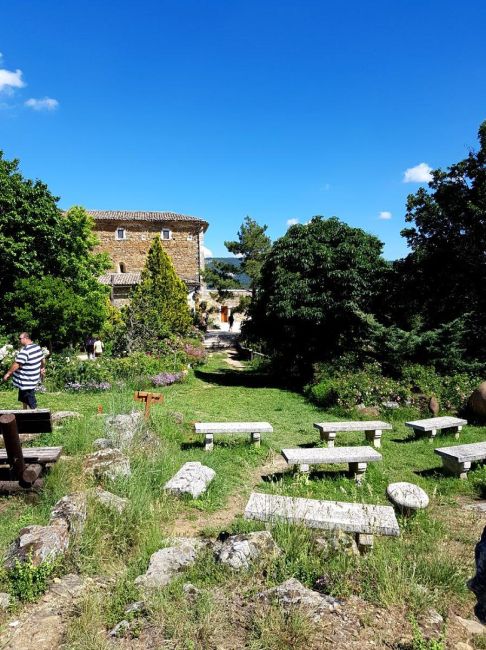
[2,332,45,409]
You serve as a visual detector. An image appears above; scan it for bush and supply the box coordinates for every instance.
[8,556,56,602]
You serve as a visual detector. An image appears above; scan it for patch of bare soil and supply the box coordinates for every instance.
[225,349,245,370]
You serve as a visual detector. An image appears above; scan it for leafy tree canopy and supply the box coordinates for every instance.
[245,216,386,377]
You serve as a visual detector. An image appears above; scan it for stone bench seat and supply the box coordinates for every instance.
[244,492,400,551]
[313,420,392,448]
[435,442,486,479]
[281,446,382,482]
[405,416,467,441]
[194,422,273,451]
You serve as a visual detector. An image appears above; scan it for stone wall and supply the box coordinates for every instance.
[94,219,203,283]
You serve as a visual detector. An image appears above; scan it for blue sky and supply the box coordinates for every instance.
[1,1,485,259]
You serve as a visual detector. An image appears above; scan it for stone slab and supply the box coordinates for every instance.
[282,446,382,465]
[313,421,392,432]
[164,461,215,498]
[435,442,486,463]
[406,416,467,432]
[244,492,400,537]
[195,421,273,434]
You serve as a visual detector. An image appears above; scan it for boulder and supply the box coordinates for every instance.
[134,538,204,592]
[453,615,486,635]
[314,530,359,557]
[4,523,70,569]
[386,482,429,514]
[92,438,113,450]
[49,493,87,535]
[83,448,131,481]
[356,405,380,418]
[52,411,81,424]
[90,487,128,513]
[468,525,486,624]
[105,412,143,450]
[215,531,280,570]
[428,397,440,416]
[258,578,341,621]
[164,462,215,498]
[468,382,486,420]
[0,592,11,610]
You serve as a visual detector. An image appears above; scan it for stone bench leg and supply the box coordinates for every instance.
[251,431,261,447]
[427,428,437,442]
[320,430,337,447]
[204,433,214,452]
[356,533,374,553]
[349,462,367,483]
[365,429,382,448]
[441,457,471,479]
[297,463,310,473]
[450,425,462,440]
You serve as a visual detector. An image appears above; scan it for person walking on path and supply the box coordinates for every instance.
[94,337,103,358]
[2,332,45,409]
[85,335,95,360]
[228,312,235,331]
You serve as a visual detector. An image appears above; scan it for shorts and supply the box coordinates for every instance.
[18,389,37,409]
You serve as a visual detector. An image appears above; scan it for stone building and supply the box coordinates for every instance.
[90,210,208,306]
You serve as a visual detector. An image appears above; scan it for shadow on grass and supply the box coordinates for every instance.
[390,435,419,444]
[262,468,353,483]
[194,368,289,390]
[413,466,448,479]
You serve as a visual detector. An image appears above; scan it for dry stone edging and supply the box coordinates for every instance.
[92,437,113,450]
[49,492,87,535]
[215,531,281,570]
[83,448,131,480]
[4,523,70,570]
[164,461,215,498]
[134,538,205,593]
[89,486,128,513]
[105,411,143,450]
[51,411,81,424]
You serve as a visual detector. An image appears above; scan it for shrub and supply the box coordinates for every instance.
[151,371,185,387]
[8,556,56,602]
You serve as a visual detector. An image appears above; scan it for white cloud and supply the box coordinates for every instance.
[202,245,213,258]
[287,218,299,226]
[25,97,59,111]
[403,162,433,183]
[378,211,392,220]
[0,68,25,93]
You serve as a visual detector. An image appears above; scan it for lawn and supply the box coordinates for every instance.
[0,352,484,648]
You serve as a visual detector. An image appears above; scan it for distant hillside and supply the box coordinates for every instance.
[205,257,251,289]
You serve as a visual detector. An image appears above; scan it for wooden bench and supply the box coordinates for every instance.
[244,492,400,551]
[0,412,61,493]
[194,422,273,451]
[282,446,382,482]
[405,416,467,441]
[435,442,486,479]
[313,420,392,448]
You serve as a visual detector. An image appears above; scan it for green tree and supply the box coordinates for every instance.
[202,260,242,303]
[119,238,192,353]
[245,216,387,378]
[224,216,271,297]
[396,119,486,366]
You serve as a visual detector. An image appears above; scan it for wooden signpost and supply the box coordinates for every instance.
[134,391,164,419]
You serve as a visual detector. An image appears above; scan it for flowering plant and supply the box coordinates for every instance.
[65,380,112,392]
[151,372,185,387]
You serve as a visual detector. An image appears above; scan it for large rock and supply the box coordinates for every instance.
[90,487,128,513]
[469,382,486,420]
[52,411,81,424]
[468,525,486,624]
[92,438,113,450]
[49,493,87,535]
[164,462,215,498]
[215,531,281,570]
[83,448,131,481]
[428,397,440,416]
[258,578,341,621]
[105,412,143,450]
[386,482,429,514]
[4,523,70,569]
[134,538,204,592]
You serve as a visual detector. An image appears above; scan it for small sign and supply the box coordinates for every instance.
[134,391,164,419]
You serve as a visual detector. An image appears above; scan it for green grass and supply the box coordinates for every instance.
[0,352,483,646]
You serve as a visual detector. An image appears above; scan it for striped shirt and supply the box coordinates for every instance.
[13,343,44,390]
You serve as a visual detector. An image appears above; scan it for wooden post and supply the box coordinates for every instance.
[0,414,25,481]
[134,391,164,420]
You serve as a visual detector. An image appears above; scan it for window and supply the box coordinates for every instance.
[118,262,126,273]
[161,228,172,240]
[116,227,126,240]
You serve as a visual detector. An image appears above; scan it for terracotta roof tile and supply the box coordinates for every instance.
[89,210,208,230]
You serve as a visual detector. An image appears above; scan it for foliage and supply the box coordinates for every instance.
[202,259,242,302]
[8,556,56,602]
[245,216,387,379]
[151,371,186,386]
[117,238,192,353]
[224,215,272,296]
[0,156,111,346]
[388,120,486,367]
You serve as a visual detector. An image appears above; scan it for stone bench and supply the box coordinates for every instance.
[281,446,382,482]
[194,422,273,451]
[405,416,467,441]
[313,421,392,448]
[244,492,400,551]
[435,442,486,479]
